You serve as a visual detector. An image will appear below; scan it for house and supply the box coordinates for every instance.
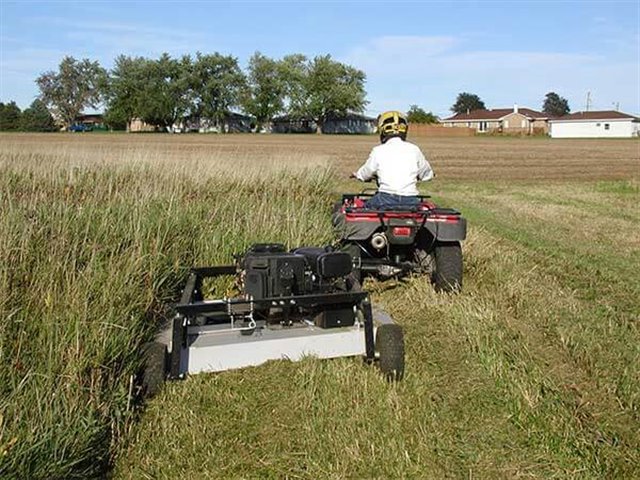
[442,105,549,134]
[271,116,318,134]
[128,118,156,132]
[129,112,255,133]
[271,113,375,134]
[322,112,376,134]
[72,113,107,131]
[548,111,640,138]
[178,112,255,133]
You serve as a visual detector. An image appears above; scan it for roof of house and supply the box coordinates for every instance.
[548,110,639,122]
[443,108,546,121]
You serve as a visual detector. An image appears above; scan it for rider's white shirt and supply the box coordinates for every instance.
[355,137,433,196]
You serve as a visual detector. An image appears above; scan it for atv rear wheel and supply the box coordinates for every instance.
[432,241,463,293]
[376,324,405,381]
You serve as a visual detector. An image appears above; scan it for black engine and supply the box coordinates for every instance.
[241,243,353,300]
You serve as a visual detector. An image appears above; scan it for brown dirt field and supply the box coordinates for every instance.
[1,132,638,181]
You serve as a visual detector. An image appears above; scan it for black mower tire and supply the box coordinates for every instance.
[376,324,405,381]
[432,241,463,293]
[141,341,167,398]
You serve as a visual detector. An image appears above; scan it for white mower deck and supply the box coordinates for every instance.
[160,307,395,376]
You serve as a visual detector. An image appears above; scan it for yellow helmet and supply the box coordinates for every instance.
[377,110,408,142]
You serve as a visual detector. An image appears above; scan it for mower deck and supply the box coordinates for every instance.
[158,306,396,376]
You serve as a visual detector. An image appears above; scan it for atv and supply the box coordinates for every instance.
[332,189,467,292]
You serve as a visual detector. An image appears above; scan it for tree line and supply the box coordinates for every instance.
[31,53,368,132]
[1,51,573,133]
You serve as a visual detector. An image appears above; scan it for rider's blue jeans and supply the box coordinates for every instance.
[365,191,419,209]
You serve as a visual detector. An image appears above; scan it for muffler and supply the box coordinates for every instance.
[370,232,387,250]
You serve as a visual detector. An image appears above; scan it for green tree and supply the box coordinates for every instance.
[242,52,285,129]
[36,56,107,129]
[279,54,367,133]
[0,101,22,131]
[190,52,246,128]
[407,105,439,124]
[305,55,367,133]
[542,92,570,117]
[138,53,192,130]
[279,54,309,119]
[451,92,486,114]
[104,55,148,130]
[20,99,56,131]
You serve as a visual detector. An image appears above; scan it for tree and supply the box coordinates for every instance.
[20,99,56,131]
[36,56,107,129]
[242,52,285,129]
[542,92,570,117]
[278,54,367,133]
[190,52,246,127]
[279,54,309,119]
[305,55,367,133]
[104,55,148,130]
[137,53,192,130]
[0,101,22,131]
[451,92,486,114]
[407,105,438,124]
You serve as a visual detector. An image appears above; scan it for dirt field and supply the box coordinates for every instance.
[2,132,638,181]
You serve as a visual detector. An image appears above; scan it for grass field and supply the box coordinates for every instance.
[0,133,638,479]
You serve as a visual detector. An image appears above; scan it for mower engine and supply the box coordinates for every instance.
[241,243,354,300]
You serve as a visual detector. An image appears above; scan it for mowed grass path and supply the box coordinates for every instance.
[115,180,639,479]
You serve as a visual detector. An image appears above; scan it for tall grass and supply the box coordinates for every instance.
[0,144,335,479]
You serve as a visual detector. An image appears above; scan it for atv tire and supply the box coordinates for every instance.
[432,241,462,293]
[376,324,405,381]
[141,341,167,398]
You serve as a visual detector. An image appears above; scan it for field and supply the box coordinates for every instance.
[0,133,638,479]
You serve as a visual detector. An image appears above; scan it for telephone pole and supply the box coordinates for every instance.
[585,91,592,112]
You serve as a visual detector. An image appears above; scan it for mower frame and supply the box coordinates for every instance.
[163,266,377,379]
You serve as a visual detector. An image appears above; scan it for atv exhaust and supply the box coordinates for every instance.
[371,232,387,250]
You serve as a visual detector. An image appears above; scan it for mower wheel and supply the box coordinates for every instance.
[432,241,463,293]
[376,324,405,381]
[141,341,167,398]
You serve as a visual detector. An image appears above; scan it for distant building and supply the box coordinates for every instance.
[128,118,156,132]
[271,113,376,134]
[442,105,549,134]
[548,111,640,138]
[322,112,376,134]
[129,112,255,133]
[177,112,255,133]
[72,113,106,131]
[271,116,317,134]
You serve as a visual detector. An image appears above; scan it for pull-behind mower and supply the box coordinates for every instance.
[143,243,404,395]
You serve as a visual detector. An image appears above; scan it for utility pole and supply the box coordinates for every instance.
[585,91,592,112]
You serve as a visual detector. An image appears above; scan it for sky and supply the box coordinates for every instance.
[1,0,639,117]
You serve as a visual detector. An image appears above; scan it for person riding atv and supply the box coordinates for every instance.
[350,111,434,208]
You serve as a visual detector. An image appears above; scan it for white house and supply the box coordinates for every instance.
[549,111,639,138]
